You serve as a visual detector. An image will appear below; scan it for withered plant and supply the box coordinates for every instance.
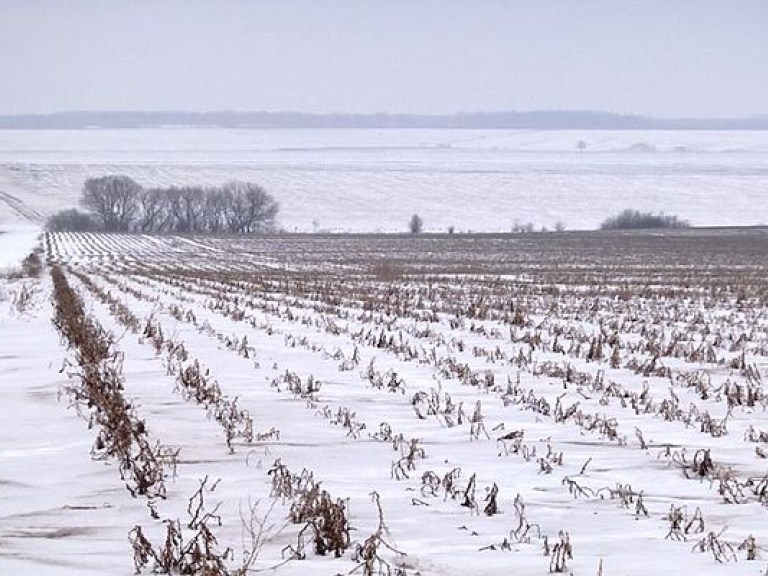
[351,492,407,576]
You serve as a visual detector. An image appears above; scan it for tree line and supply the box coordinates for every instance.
[600,209,689,231]
[46,175,279,234]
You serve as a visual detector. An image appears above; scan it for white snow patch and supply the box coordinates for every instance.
[0,223,41,272]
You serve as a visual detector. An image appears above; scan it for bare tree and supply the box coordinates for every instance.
[80,175,142,231]
[222,181,279,234]
[137,188,170,233]
[168,186,206,233]
[203,187,226,233]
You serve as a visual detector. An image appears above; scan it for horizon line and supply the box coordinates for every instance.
[2,109,767,130]
[2,109,767,121]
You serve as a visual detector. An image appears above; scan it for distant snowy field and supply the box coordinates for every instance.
[0,128,767,232]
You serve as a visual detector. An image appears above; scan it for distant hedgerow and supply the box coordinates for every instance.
[600,209,690,230]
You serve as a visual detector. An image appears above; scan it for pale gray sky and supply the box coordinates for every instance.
[1,0,766,117]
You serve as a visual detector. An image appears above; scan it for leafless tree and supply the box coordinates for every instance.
[204,187,229,233]
[168,186,206,233]
[81,175,141,231]
[137,188,170,233]
[222,181,279,234]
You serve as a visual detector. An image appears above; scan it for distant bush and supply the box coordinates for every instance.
[600,209,690,230]
[6,249,43,280]
[46,208,101,232]
[409,214,423,234]
[21,250,43,278]
[511,220,535,234]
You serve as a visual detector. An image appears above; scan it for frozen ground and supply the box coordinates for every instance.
[0,129,766,231]
[0,223,42,273]
[1,230,768,575]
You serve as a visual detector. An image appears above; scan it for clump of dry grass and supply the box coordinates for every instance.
[546,531,573,573]
[351,492,407,576]
[390,438,426,480]
[129,477,236,575]
[267,460,352,561]
[692,528,737,563]
[7,248,43,280]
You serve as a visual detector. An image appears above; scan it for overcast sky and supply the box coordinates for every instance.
[1,1,766,117]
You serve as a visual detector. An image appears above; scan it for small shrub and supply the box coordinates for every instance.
[46,208,100,232]
[8,249,43,279]
[511,221,535,234]
[21,250,43,278]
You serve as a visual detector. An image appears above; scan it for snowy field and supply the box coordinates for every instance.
[0,129,767,232]
[2,229,768,575]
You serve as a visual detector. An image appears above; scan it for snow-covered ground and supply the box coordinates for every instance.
[0,128,766,231]
[1,129,768,574]
[0,223,42,274]
[2,230,768,575]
